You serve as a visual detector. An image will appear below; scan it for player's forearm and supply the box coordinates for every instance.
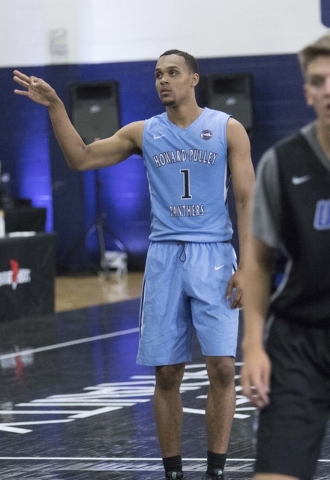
[47,97,89,170]
[242,245,273,351]
[242,287,269,351]
[235,197,253,271]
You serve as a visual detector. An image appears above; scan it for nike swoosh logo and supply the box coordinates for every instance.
[153,134,166,140]
[214,265,225,271]
[291,175,310,185]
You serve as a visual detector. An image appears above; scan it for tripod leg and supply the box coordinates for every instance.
[96,218,110,279]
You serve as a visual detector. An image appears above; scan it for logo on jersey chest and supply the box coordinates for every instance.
[200,130,213,140]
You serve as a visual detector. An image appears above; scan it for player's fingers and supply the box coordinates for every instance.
[230,289,243,309]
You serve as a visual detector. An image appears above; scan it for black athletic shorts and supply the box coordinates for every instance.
[255,317,330,480]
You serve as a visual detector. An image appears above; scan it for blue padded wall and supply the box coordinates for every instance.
[0,53,315,272]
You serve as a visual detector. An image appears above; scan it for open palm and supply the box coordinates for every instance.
[13,70,57,107]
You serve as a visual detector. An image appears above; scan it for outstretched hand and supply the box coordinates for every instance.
[13,70,58,107]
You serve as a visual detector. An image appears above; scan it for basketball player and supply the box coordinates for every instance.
[241,34,330,480]
[13,49,255,480]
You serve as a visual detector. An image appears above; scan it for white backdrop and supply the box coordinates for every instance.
[1,0,328,66]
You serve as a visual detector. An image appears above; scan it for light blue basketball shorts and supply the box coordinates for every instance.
[136,241,239,366]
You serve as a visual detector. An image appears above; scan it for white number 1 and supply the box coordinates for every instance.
[180,169,192,199]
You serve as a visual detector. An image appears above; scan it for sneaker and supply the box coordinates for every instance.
[201,469,225,479]
[165,472,186,479]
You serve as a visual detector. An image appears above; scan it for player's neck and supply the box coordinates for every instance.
[316,121,330,160]
[166,102,203,129]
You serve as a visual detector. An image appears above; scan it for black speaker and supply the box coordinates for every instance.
[198,74,253,133]
[321,0,330,27]
[70,81,120,144]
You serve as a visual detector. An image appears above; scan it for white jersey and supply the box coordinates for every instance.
[142,107,233,242]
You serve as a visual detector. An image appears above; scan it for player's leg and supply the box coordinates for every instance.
[137,242,193,479]
[205,355,236,452]
[154,363,186,457]
[186,242,239,479]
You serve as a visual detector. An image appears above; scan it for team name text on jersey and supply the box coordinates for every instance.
[153,149,218,168]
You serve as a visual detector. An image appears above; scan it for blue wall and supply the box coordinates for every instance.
[0,53,315,272]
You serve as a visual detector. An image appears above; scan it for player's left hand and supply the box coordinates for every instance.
[226,269,243,309]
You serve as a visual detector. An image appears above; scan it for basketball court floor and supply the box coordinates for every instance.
[0,277,329,479]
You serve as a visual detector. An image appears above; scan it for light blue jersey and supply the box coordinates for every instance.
[138,108,239,366]
[142,108,232,242]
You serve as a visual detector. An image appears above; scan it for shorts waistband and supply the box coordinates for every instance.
[151,240,232,245]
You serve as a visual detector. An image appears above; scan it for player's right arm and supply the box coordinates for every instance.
[13,70,144,171]
[240,236,274,408]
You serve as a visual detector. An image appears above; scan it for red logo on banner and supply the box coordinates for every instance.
[0,259,31,290]
[10,259,20,290]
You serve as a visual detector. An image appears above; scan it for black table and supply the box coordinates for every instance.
[4,207,47,233]
[0,233,56,322]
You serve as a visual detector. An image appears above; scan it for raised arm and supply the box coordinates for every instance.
[226,117,255,308]
[13,70,144,171]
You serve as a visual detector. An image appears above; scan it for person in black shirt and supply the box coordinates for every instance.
[241,34,330,480]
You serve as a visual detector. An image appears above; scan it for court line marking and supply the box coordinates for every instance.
[1,332,328,467]
[0,457,254,461]
[0,457,328,463]
[0,327,139,360]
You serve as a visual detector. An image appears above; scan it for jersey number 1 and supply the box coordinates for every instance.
[180,169,192,199]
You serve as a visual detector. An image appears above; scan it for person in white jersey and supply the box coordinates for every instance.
[13,49,255,480]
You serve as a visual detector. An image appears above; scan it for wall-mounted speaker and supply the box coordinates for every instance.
[70,81,120,144]
[321,0,330,27]
[197,73,254,133]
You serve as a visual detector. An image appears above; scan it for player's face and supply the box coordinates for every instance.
[154,54,198,107]
[304,55,330,126]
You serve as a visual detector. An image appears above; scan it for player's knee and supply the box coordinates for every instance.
[207,358,235,387]
[155,364,184,391]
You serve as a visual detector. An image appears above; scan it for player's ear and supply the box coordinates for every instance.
[192,73,199,87]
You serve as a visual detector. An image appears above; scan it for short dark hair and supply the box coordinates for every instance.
[298,34,330,78]
[159,49,199,74]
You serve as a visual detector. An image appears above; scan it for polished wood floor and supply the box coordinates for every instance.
[54,272,144,312]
